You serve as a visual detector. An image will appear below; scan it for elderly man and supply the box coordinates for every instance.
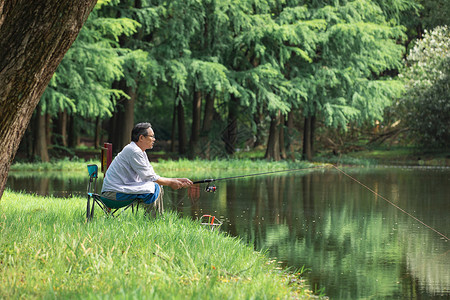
[101,122,192,214]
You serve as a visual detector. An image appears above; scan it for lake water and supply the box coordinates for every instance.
[6,166,450,299]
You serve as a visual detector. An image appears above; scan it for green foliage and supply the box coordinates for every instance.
[398,26,450,147]
[40,2,142,118]
[298,0,407,128]
[36,0,421,154]
[418,0,450,30]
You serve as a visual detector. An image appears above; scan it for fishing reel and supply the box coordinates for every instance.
[205,183,217,193]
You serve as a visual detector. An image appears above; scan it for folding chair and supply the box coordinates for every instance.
[86,164,139,221]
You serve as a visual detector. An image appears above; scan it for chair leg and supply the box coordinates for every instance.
[90,197,96,220]
[86,195,91,221]
[131,202,139,214]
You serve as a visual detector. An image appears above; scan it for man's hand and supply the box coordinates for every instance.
[156,177,193,190]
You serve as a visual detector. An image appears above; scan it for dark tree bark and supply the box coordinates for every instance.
[109,80,135,153]
[33,106,49,162]
[199,93,216,159]
[0,0,97,199]
[189,90,202,158]
[252,111,265,148]
[302,117,312,161]
[94,116,102,149]
[170,100,177,153]
[117,86,135,150]
[54,109,68,147]
[286,111,295,160]
[45,112,52,148]
[177,101,187,155]
[311,115,316,155]
[223,95,238,155]
[265,110,281,161]
[302,115,316,161]
[280,114,287,160]
[107,110,119,149]
[67,114,80,149]
[201,93,215,134]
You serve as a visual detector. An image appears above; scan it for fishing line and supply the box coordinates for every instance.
[192,165,329,184]
[332,165,449,241]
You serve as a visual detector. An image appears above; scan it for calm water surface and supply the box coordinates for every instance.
[6,167,450,299]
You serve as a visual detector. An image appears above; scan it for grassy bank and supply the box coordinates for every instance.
[10,158,317,174]
[315,147,450,167]
[0,190,316,299]
[10,146,448,175]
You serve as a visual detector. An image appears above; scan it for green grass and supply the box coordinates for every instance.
[0,190,316,299]
[10,158,317,173]
[156,158,315,172]
[10,157,99,172]
[314,155,378,167]
[342,147,449,166]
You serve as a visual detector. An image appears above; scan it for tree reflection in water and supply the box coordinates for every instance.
[168,167,450,299]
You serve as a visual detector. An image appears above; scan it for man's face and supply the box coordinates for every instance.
[142,128,156,150]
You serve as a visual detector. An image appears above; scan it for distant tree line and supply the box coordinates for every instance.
[19,0,449,162]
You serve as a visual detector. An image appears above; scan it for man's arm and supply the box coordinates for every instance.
[156,177,193,190]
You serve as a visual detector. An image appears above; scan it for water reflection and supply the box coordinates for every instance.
[6,167,450,299]
[6,171,96,198]
[164,168,450,299]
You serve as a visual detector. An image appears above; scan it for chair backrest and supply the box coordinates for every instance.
[87,164,98,178]
[101,143,112,174]
[87,164,99,194]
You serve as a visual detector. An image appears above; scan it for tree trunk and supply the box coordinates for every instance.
[310,115,316,155]
[45,113,52,148]
[177,101,187,155]
[302,116,312,161]
[286,111,295,160]
[117,86,135,150]
[94,116,101,149]
[34,106,49,162]
[200,93,215,159]
[280,114,287,160]
[253,111,265,148]
[223,95,238,155]
[201,93,215,134]
[110,80,135,153]
[265,110,281,161]
[302,115,316,161]
[22,123,34,161]
[108,112,118,150]
[189,90,202,158]
[55,109,68,147]
[67,114,80,148]
[170,100,177,153]
[0,0,97,199]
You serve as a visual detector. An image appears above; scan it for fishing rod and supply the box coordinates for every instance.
[192,165,329,192]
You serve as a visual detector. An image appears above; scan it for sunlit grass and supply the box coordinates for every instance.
[314,155,378,166]
[10,157,99,172]
[157,158,315,172]
[10,158,317,173]
[0,190,315,299]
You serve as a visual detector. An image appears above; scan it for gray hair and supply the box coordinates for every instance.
[131,122,152,142]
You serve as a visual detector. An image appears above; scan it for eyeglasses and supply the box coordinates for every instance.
[144,134,155,140]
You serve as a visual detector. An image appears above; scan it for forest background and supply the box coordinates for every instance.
[14,0,450,164]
